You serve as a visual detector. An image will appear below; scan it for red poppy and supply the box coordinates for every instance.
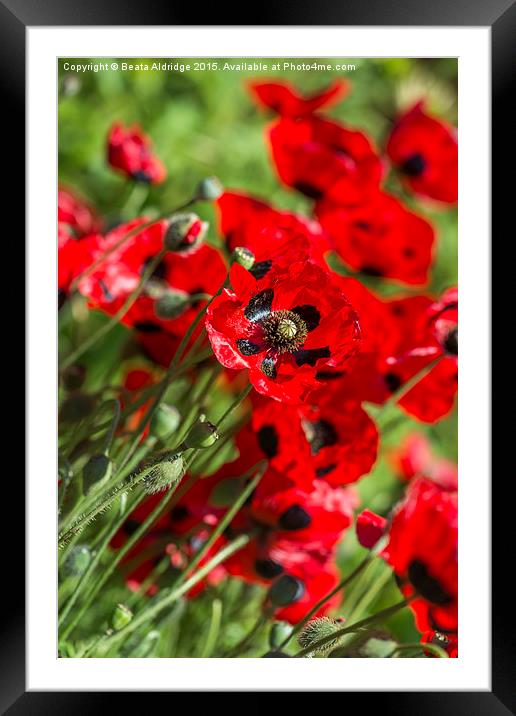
[249,79,348,118]
[274,561,341,624]
[217,191,330,269]
[107,122,167,184]
[316,191,436,285]
[58,188,101,237]
[268,115,383,204]
[356,509,387,549]
[383,477,458,635]
[249,392,378,487]
[77,219,226,340]
[387,102,458,204]
[390,433,458,491]
[206,261,361,404]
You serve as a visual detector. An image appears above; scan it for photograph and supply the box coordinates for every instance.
[57,56,458,659]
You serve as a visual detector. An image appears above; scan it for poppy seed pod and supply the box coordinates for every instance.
[150,404,181,440]
[195,176,224,201]
[164,213,207,253]
[184,419,219,449]
[154,290,191,320]
[268,574,305,607]
[231,246,255,270]
[83,453,113,494]
[61,545,92,577]
[111,603,133,632]
[143,453,185,495]
[298,617,342,654]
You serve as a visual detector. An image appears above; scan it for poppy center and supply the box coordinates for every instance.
[262,310,308,354]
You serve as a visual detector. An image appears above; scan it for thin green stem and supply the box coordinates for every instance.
[61,248,167,370]
[293,599,409,658]
[102,399,121,455]
[391,642,449,659]
[200,599,223,658]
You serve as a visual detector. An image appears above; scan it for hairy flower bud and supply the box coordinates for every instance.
[195,176,224,201]
[268,574,305,607]
[269,621,292,649]
[61,545,92,577]
[164,213,207,253]
[231,246,255,270]
[143,453,185,495]
[184,419,219,449]
[150,404,181,440]
[298,617,343,654]
[83,453,113,494]
[111,603,133,632]
[154,290,191,320]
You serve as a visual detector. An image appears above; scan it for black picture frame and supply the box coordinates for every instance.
[6,0,507,711]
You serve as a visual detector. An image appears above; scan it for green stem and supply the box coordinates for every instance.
[293,599,409,658]
[278,553,373,652]
[102,399,121,454]
[90,533,251,654]
[200,599,223,658]
[391,642,449,658]
[61,248,167,370]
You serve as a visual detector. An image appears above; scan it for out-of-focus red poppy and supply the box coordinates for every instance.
[387,102,458,204]
[107,122,167,184]
[249,79,348,118]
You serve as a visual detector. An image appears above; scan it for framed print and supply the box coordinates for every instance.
[6,0,508,710]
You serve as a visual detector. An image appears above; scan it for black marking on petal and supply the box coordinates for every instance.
[142,256,167,281]
[315,464,337,477]
[384,372,402,393]
[170,505,190,522]
[408,559,452,605]
[316,370,345,382]
[260,355,277,379]
[250,260,273,280]
[295,346,330,367]
[307,420,338,455]
[257,424,279,458]
[401,153,426,177]
[245,289,274,323]
[279,505,312,531]
[443,327,458,356]
[134,321,162,334]
[255,558,284,579]
[236,339,262,356]
[292,305,320,332]
[293,182,324,200]
[123,519,141,536]
[360,265,384,277]
[132,170,152,183]
[58,289,67,310]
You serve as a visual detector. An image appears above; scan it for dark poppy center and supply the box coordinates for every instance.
[303,419,338,455]
[255,558,284,579]
[262,310,308,354]
[443,327,458,356]
[401,153,426,177]
[278,504,312,531]
[408,559,452,605]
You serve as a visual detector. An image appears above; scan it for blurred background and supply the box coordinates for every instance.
[58,57,457,656]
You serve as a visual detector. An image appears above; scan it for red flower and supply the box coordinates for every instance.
[383,478,458,634]
[206,261,361,403]
[217,191,330,269]
[268,115,382,204]
[107,122,167,184]
[356,509,387,549]
[274,562,341,624]
[390,433,458,491]
[316,191,435,285]
[249,393,378,487]
[249,79,348,118]
[387,102,458,204]
[78,219,226,340]
[58,188,101,237]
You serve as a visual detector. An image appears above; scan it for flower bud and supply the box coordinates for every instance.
[164,213,207,253]
[184,419,219,449]
[195,176,224,201]
[150,404,181,440]
[268,574,305,607]
[154,290,191,320]
[143,453,185,495]
[83,453,113,494]
[61,545,92,577]
[230,246,255,270]
[298,617,342,654]
[269,621,292,650]
[111,603,133,631]
[356,509,388,549]
[61,364,87,391]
